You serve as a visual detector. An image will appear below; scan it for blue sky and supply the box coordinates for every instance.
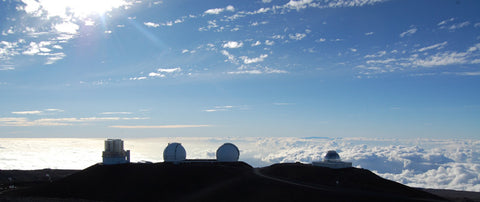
[0,0,479,138]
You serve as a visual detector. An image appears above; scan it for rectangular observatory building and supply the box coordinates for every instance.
[102,139,130,165]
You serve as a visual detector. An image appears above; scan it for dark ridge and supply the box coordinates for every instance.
[4,162,448,202]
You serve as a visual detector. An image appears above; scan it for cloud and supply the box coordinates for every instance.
[289,33,307,40]
[54,22,80,34]
[158,67,181,73]
[0,116,149,127]
[364,51,386,58]
[240,54,268,64]
[148,72,165,77]
[251,41,261,47]
[365,32,374,36]
[438,18,455,26]
[417,41,448,52]
[413,52,469,67]
[203,105,234,112]
[223,41,244,49]
[144,22,160,27]
[400,27,417,38]
[109,125,210,129]
[265,40,275,46]
[12,110,43,115]
[204,5,235,15]
[449,21,470,30]
[100,112,132,115]
[227,66,287,75]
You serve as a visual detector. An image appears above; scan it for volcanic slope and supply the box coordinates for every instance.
[6,162,446,201]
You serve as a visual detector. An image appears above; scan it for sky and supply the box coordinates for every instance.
[0,0,479,138]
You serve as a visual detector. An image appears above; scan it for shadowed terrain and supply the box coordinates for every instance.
[0,162,464,201]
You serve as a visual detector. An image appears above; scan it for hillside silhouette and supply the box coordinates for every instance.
[4,162,447,201]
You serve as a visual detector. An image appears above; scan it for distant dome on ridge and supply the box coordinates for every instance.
[163,143,186,162]
[324,150,341,162]
[216,143,240,162]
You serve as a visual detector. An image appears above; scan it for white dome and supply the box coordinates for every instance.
[216,143,240,162]
[163,142,186,162]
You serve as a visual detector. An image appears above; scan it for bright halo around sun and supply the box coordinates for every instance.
[35,0,130,18]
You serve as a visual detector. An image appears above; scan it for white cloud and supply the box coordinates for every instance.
[182,49,189,54]
[417,41,448,52]
[227,70,263,74]
[475,23,480,28]
[100,112,132,115]
[364,50,386,58]
[144,22,160,27]
[203,105,234,112]
[54,22,79,34]
[158,67,181,73]
[148,72,165,77]
[129,76,147,80]
[226,5,235,12]
[251,41,261,47]
[365,32,374,36]
[205,8,224,15]
[240,54,268,64]
[400,27,417,38]
[12,110,43,115]
[204,5,234,15]
[316,38,326,42]
[350,48,357,52]
[413,52,468,67]
[438,18,455,26]
[223,41,244,49]
[221,50,238,64]
[262,0,272,3]
[265,40,275,46]
[289,33,306,40]
[449,21,470,30]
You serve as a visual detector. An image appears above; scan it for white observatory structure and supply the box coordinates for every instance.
[312,150,352,169]
[163,142,187,162]
[216,143,240,162]
[102,139,130,165]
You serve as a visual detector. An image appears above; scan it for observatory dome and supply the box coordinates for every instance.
[216,143,240,162]
[324,150,341,162]
[163,142,186,162]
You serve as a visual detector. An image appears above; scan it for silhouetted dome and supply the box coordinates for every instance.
[163,143,186,162]
[324,150,341,162]
[216,143,240,162]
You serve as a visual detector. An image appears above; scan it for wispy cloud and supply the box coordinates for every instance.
[400,27,417,38]
[12,110,43,115]
[0,116,149,127]
[204,5,235,15]
[100,112,132,115]
[417,41,447,52]
[240,54,268,64]
[109,125,210,129]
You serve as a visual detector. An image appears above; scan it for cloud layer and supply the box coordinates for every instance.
[0,137,478,191]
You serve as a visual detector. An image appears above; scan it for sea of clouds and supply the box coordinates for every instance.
[0,137,479,191]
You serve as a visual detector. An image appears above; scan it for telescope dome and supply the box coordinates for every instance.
[216,143,240,162]
[324,150,341,162]
[163,142,186,162]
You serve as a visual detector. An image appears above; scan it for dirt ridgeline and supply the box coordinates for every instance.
[0,162,475,201]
